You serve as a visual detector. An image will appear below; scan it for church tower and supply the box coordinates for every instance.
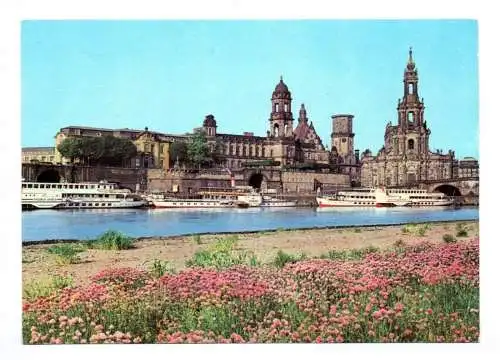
[395,47,430,157]
[269,77,294,138]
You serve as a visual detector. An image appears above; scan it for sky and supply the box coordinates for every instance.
[21,20,478,159]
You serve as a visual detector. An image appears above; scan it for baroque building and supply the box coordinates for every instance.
[53,77,349,173]
[360,49,457,187]
[201,77,331,169]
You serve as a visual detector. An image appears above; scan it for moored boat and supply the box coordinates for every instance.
[22,181,148,210]
[260,195,298,207]
[317,187,453,208]
[150,186,262,208]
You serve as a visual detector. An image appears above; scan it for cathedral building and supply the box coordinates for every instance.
[360,49,457,187]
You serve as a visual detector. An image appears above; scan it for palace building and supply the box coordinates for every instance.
[360,48,469,187]
[52,77,361,177]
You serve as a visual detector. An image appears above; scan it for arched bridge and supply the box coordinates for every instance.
[22,163,148,192]
[418,177,479,197]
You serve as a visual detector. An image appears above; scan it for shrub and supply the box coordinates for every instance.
[88,230,135,250]
[23,274,73,301]
[417,223,431,236]
[46,244,84,264]
[443,234,457,243]
[273,250,306,268]
[147,259,176,278]
[394,239,406,248]
[456,223,469,237]
[354,228,362,233]
[193,235,202,245]
[402,224,416,234]
[185,236,257,269]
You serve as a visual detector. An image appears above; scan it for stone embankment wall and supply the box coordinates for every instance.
[147,168,350,194]
[281,171,350,193]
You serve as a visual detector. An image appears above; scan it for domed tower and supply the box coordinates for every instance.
[269,76,294,138]
[202,114,217,137]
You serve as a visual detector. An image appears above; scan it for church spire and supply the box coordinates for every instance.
[406,46,416,71]
[299,103,308,123]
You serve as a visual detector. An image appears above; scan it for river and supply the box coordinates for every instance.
[21,207,479,242]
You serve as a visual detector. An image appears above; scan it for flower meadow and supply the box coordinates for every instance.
[23,238,479,344]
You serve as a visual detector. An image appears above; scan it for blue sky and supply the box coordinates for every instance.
[21,20,478,159]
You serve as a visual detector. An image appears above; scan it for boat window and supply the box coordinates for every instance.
[107,203,111,206]
[81,203,86,206]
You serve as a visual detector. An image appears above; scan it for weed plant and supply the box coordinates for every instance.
[87,230,135,250]
[46,244,84,265]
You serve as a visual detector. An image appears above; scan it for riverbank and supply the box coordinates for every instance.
[22,220,479,287]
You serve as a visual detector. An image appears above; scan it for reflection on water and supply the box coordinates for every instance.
[22,207,479,242]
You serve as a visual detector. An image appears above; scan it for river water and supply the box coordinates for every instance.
[21,207,479,242]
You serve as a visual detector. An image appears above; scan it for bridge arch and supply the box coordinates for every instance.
[433,184,462,197]
[36,168,61,183]
[248,172,269,190]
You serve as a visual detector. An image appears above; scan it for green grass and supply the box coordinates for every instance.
[46,243,85,264]
[442,234,457,243]
[192,235,202,245]
[145,259,176,278]
[272,250,307,268]
[402,223,431,236]
[86,230,135,250]
[185,236,260,269]
[456,223,469,237]
[23,275,74,301]
[319,246,379,262]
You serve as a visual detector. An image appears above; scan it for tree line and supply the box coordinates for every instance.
[57,130,224,168]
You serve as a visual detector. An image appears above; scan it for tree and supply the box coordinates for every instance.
[186,130,210,168]
[56,136,137,166]
[57,138,84,164]
[169,141,188,167]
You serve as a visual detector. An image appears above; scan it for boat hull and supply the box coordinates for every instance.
[152,200,233,208]
[261,201,298,207]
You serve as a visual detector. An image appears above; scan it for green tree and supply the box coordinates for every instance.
[187,130,210,168]
[57,138,84,164]
[169,141,188,167]
[56,136,137,166]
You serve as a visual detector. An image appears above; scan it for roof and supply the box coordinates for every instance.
[22,147,55,153]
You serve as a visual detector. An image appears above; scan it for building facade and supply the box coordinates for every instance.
[54,126,173,170]
[361,49,458,187]
[22,147,57,164]
[54,77,354,174]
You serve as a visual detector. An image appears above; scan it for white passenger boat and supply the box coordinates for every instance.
[22,181,148,210]
[316,187,453,208]
[151,186,262,208]
[260,195,298,207]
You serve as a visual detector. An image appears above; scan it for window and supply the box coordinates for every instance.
[408,139,415,150]
[160,144,164,153]
[275,103,279,112]
[284,104,288,112]
[274,124,279,137]
[409,83,414,94]
[408,112,414,123]
[342,138,347,143]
